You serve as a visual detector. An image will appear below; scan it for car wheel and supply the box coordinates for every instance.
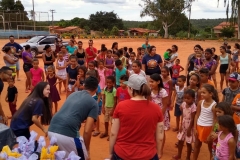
[31,48,37,58]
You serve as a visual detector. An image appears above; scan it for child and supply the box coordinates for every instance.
[129,60,146,78]
[66,55,79,97]
[119,49,128,68]
[56,52,67,94]
[161,66,173,128]
[194,52,203,72]
[30,58,44,91]
[149,73,168,158]
[97,60,106,90]
[231,92,240,124]
[222,72,240,104]
[128,47,133,55]
[128,52,136,71]
[115,60,129,88]
[199,68,215,87]
[172,89,196,160]
[76,66,87,91]
[172,59,184,86]
[5,78,18,116]
[209,102,233,158]
[88,60,99,80]
[100,76,117,140]
[186,72,201,104]
[136,47,143,61]
[105,50,114,76]
[171,75,186,132]
[163,48,172,61]
[85,70,102,137]
[123,47,130,58]
[116,75,130,103]
[193,84,219,160]
[46,66,63,113]
[215,115,236,160]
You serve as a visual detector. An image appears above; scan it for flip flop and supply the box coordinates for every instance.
[100,133,108,138]
[92,132,100,137]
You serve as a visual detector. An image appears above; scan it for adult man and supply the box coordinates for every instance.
[48,76,99,160]
[0,66,13,124]
[85,39,97,64]
[3,35,23,81]
[142,38,151,51]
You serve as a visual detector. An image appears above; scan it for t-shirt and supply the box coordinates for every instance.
[10,99,43,130]
[163,51,170,60]
[151,89,168,108]
[207,80,215,87]
[236,124,240,155]
[116,87,131,102]
[115,68,127,86]
[85,47,97,63]
[92,85,102,107]
[66,45,77,55]
[113,99,163,159]
[223,88,240,104]
[103,87,116,108]
[129,70,146,78]
[172,65,182,78]
[30,68,43,86]
[232,94,240,115]
[142,54,162,75]
[48,90,98,138]
[7,86,18,102]
[22,51,33,63]
[142,44,150,49]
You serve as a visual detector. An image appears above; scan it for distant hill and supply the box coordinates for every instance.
[190,18,226,29]
[123,20,149,29]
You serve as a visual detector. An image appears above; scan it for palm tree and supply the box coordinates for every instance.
[218,0,240,39]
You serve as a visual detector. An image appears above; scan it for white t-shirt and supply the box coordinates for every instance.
[129,70,146,78]
[166,53,178,68]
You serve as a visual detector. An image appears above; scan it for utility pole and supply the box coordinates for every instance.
[32,0,35,31]
[49,10,56,28]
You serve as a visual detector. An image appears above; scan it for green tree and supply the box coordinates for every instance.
[140,0,193,38]
[0,0,15,10]
[14,0,24,11]
[221,26,235,38]
[110,26,119,36]
[103,29,110,36]
[88,11,123,31]
[84,26,90,35]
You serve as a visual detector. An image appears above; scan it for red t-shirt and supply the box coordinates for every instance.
[116,87,131,102]
[85,47,97,63]
[113,100,163,159]
[172,64,182,78]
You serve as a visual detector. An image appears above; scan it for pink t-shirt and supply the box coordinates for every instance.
[216,131,234,160]
[30,68,43,86]
[116,87,131,102]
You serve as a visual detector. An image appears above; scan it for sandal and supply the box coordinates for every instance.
[100,133,108,138]
[172,155,181,160]
[92,132,100,137]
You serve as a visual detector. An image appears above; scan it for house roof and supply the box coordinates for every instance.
[55,26,81,32]
[49,26,62,29]
[213,22,238,30]
[129,28,158,33]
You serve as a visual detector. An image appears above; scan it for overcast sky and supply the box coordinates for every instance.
[20,0,228,21]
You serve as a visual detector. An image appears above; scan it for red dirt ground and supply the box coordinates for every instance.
[0,38,227,160]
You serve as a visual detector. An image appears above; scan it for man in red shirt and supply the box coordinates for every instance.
[172,59,184,86]
[85,40,97,64]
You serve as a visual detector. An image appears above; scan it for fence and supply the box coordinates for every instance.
[0,30,49,39]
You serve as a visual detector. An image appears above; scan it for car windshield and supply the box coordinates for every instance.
[27,36,44,43]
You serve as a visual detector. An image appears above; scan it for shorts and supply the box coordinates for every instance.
[104,107,113,122]
[68,84,78,92]
[48,132,88,160]
[16,60,20,71]
[233,113,240,124]
[172,77,178,86]
[174,104,182,117]
[219,64,228,73]
[78,60,84,66]
[196,125,212,142]
[9,66,16,76]
[23,63,33,72]
[57,73,67,80]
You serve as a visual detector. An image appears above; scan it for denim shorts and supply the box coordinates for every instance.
[172,77,178,86]
[174,104,182,117]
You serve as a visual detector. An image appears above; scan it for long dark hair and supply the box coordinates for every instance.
[218,115,237,138]
[12,82,52,125]
[202,84,219,103]
[150,73,164,94]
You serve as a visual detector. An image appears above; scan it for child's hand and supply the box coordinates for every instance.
[77,75,80,79]
[187,128,192,137]
[210,131,218,140]
[102,108,105,115]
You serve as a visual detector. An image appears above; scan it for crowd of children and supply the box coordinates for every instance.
[4,39,240,160]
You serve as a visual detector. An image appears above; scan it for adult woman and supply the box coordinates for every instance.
[22,45,33,93]
[10,82,52,139]
[109,74,164,160]
[142,46,163,81]
[3,46,18,80]
[204,48,218,86]
[66,40,77,55]
[74,41,85,66]
[211,47,218,88]
[219,46,231,91]
[111,42,118,54]
[232,43,240,72]
[96,44,107,62]
[42,45,55,75]
[185,45,202,86]
[165,45,178,77]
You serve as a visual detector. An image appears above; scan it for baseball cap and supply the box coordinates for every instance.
[229,72,240,81]
[223,41,228,45]
[123,74,147,90]
[43,44,51,50]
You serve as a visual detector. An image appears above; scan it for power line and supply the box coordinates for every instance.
[49,9,56,27]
